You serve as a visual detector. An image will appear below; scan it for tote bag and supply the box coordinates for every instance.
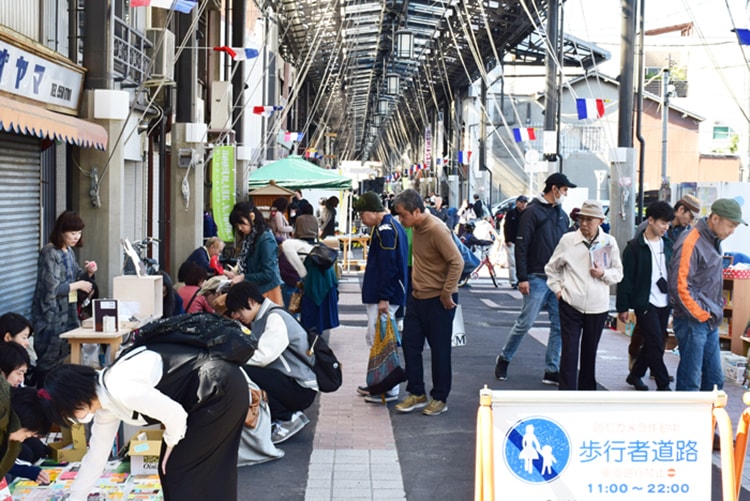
[365,314,406,396]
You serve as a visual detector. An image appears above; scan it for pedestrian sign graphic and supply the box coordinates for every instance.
[503,417,571,483]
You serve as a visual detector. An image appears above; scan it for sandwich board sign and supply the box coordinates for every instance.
[488,390,718,500]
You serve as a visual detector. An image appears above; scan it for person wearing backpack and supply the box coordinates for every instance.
[226,282,319,444]
[41,345,248,501]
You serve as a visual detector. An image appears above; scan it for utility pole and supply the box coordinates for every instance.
[660,68,671,200]
[543,0,560,173]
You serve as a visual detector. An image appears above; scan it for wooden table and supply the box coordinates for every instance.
[337,235,370,271]
[60,327,131,365]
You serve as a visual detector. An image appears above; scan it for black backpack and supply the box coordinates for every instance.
[269,307,342,393]
[121,313,257,365]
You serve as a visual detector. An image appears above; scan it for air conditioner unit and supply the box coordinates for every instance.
[145,29,175,81]
[210,81,233,130]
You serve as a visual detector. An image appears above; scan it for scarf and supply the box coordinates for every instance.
[236,228,258,274]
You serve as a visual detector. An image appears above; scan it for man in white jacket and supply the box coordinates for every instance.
[545,200,623,390]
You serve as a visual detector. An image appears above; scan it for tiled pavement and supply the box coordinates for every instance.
[304,280,406,500]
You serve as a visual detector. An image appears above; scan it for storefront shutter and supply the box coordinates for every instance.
[0,133,41,317]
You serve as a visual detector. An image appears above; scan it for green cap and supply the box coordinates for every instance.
[353,191,385,213]
[710,198,748,225]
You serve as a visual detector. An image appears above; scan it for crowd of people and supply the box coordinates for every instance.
[494,173,746,396]
[0,180,745,499]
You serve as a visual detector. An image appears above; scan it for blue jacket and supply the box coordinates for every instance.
[242,230,283,293]
[361,214,408,306]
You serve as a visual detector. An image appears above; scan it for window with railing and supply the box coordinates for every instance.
[560,125,606,155]
[113,15,152,86]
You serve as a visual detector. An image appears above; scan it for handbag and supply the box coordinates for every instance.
[451,304,466,347]
[288,282,303,314]
[365,314,406,397]
[305,244,338,270]
[245,387,267,428]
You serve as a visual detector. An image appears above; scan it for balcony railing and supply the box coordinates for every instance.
[113,15,152,86]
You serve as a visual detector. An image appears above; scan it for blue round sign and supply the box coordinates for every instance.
[503,417,571,483]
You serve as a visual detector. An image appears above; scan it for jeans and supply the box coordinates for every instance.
[673,316,724,391]
[558,300,607,391]
[499,275,562,373]
[506,243,517,285]
[403,294,457,402]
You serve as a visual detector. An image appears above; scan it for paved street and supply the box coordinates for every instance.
[237,271,750,500]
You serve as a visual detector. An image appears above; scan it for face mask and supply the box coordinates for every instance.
[555,193,566,206]
[72,412,95,425]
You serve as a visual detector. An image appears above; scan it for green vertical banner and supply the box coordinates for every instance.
[211,145,236,242]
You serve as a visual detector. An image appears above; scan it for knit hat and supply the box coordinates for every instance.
[711,198,748,225]
[354,191,385,212]
[679,194,701,215]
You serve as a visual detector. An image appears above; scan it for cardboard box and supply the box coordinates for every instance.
[129,429,163,475]
[49,424,87,463]
[112,275,163,320]
[725,365,746,384]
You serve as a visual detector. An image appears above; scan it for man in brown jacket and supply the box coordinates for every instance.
[391,189,463,416]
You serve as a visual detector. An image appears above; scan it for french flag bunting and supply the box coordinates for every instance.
[304,148,317,159]
[213,46,260,60]
[576,98,605,120]
[512,127,536,143]
[458,151,472,165]
[735,28,750,45]
[130,0,198,13]
[284,131,304,142]
[252,105,283,117]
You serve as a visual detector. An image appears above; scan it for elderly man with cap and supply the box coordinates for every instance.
[669,198,747,391]
[353,192,409,403]
[503,195,529,289]
[545,200,623,390]
[494,172,577,384]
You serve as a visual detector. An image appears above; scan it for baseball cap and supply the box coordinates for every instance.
[516,195,529,203]
[353,191,385,213]
[544,173,577,191]
[710,198,748,225]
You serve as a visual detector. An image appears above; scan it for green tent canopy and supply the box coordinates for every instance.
[248,155,352,190]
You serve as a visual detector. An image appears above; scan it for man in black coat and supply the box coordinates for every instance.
[502,195,528,288]
[494,173,576,385]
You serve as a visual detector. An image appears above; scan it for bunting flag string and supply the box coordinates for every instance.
[512,127,536,143]
[735,28,750,45]
[576,98,605,120]
[130,0,198,13]
[252,105,283,117]
[212,46,260,60]
[457,151,472,165]
[284,131,304,142]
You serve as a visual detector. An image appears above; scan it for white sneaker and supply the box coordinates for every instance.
[271,411,309,444]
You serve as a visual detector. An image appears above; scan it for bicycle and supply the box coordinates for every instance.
[458,244,498,288]
[121,237,160,276]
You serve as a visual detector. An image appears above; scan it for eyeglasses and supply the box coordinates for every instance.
[578,216,601,223]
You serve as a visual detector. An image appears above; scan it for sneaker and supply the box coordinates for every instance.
[542,371,559,385]
[422,399,448,416]
[271,411,309,444]
[356,385,370,397]
[394,394,428,413]
[364,394,398,404]
[495,357,509,380]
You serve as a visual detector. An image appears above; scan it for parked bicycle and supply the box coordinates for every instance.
[458,244,498,288]
[121,237,160,275]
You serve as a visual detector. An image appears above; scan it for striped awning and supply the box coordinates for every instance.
[0,94,108,150]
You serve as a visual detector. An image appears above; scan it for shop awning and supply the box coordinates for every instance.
[0,95,108,150]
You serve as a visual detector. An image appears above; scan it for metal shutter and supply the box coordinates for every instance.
[0,133,41,317]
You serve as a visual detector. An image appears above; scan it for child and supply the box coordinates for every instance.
[0,343,50,484]
[0,312,37,386]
